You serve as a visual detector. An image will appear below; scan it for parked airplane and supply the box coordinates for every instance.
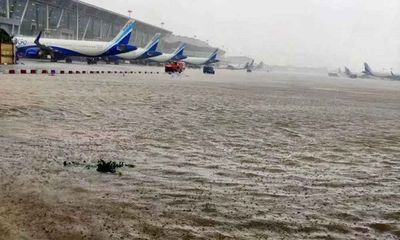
[14,21,137,64]
[184,49,219,66]
[225,59,254,71]
[115,33,162,61]
[148,43,187,63]
[363,62,400,80]
[225,64,247,70]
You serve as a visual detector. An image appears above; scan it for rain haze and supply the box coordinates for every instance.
[2,0,400,239]
[82,0,400,70]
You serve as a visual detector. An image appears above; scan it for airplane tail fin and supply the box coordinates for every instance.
[172,43,186,59]
[207,49,219,63]
[248,59,255,68]
[110,20,136,46]
[34,31,43,46]
[144,33,161,52]
[345,67,351,75]
[364,62,373,75]
[243,60,254,69]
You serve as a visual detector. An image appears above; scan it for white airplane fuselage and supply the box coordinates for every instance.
[184,57,210,65]
[15,37,118,57]
[117,48,148,60]
[370,72,394,78]
[148,53,176,63]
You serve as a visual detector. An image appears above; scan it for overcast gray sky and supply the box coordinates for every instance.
[83,0,400,70]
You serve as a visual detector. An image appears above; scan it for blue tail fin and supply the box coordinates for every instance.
[111,20,136,45]
[145,33,161,52]
[103,20,137,55]
[207,49,219,64]
[172,43,186,60]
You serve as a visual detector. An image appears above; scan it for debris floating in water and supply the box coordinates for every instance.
[97,160,124,173]
[63,160,135,173]
[63,161,86,167]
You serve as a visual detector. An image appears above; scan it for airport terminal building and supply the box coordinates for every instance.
[0,0,222,57]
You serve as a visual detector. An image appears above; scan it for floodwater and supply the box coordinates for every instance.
[0,68,399,240]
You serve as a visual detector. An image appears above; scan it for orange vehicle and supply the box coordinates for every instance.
[165,61,186,73]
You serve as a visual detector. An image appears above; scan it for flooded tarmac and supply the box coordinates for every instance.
[0,68,399,239]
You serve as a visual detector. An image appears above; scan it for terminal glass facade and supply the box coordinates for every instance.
[0,0,220,56]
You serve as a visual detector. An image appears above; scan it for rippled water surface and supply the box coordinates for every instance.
[0,69,399,240]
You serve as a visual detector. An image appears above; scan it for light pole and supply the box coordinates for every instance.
[128,10,133,18]
[161,22,165,28]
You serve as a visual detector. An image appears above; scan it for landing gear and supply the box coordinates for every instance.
[50,57,58,62]
[66,58,72,63]
[86,58,98,65]
[114,59,120,65]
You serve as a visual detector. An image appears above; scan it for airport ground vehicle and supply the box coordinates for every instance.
[203,66,215,74]
[86,57,99,65]
[165,61,186,73]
